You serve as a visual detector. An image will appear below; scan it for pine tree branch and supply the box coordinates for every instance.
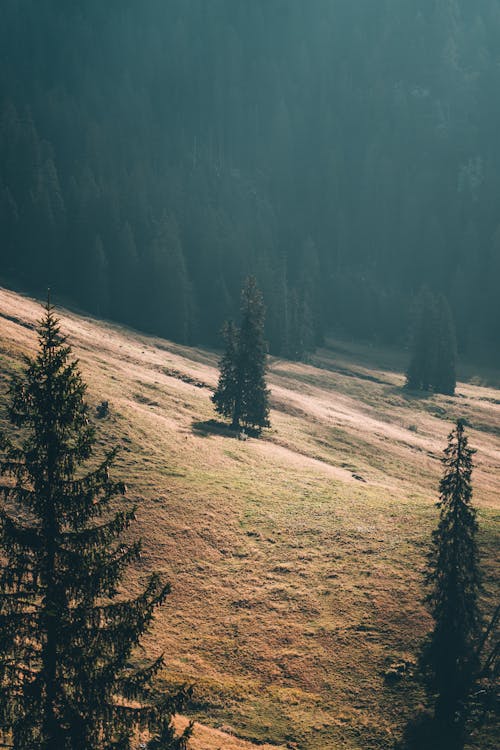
[476,603,500,660]
[0,509,40,550]
[60,508,136,550]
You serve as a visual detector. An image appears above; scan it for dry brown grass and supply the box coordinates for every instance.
[0,287,498,750]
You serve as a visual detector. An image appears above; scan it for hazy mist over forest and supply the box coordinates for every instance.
[1,1,499,359]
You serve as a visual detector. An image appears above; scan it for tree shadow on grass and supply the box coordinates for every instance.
[396,711,464,750]
[392,385,435,402]
[191,419,237,438]
[191,419,262,439]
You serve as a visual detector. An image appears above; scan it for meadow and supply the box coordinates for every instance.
[0,287,497,750]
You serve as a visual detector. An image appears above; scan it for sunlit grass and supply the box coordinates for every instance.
[0,287,498,749]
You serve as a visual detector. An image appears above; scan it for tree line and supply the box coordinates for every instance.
[0,300,497,749]
[1,1,500,363]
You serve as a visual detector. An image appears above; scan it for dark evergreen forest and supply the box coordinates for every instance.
[1,1,499,361]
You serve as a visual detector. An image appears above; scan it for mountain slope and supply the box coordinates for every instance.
[0,287,498,750]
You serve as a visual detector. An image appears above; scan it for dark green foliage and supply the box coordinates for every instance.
[211,321,239,422]
[406,288,439,392]
[213,277,270,432]
[286,287,315,362]
[434,296,457,397]
[420,420,482,747]
[406,289,457,395]
[235,278,271,431]
[0,302,189,750]
[469,603,499,733]
[396,710,454,750]
[0,2,499,362]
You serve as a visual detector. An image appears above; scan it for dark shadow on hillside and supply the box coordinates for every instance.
[191,419,238,438]
[191,419,262,439]
[398,386,435,402]
[311,358,389,385]
[396,711,465,750]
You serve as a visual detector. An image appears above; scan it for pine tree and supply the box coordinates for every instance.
[212,277,270,433]
[406,287,438,392]
[233,277,270,432]
[434,295,457,396]
[420,419,482,747]
[406,290,458,396]
[211,320,238,423]
[0,301,189,750]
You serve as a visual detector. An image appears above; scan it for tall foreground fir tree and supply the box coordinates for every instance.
[421,419,482,747]
[0,301,189,750]
[212,277,270,432]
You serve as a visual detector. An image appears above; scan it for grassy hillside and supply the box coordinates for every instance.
[0,287,498,750]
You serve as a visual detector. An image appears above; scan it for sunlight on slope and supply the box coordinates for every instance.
[0,288,498,750]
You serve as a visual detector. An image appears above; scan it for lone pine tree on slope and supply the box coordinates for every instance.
[0,301,189,750]
[420,419,482,748]
[212,276,270,433]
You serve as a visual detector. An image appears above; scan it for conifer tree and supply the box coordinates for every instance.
[406,290,458,395]
[235,277,270,431]
[211,320,238,423]
[406,287,438,392]
[0,301,189,750]
[420,419,482,747]
[212,277,270,433]
[434,295,457,396]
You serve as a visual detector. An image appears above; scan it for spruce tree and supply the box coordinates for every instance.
[406,287,438,392]
[212,277,270,433]
[0,301,189,750]
[434,295,457,396]
[211,320,238,423]
[235,277,270,432]
[420,419,482,747]
[406,290,458,395]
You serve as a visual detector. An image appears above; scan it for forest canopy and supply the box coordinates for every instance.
[1,0,499,362]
